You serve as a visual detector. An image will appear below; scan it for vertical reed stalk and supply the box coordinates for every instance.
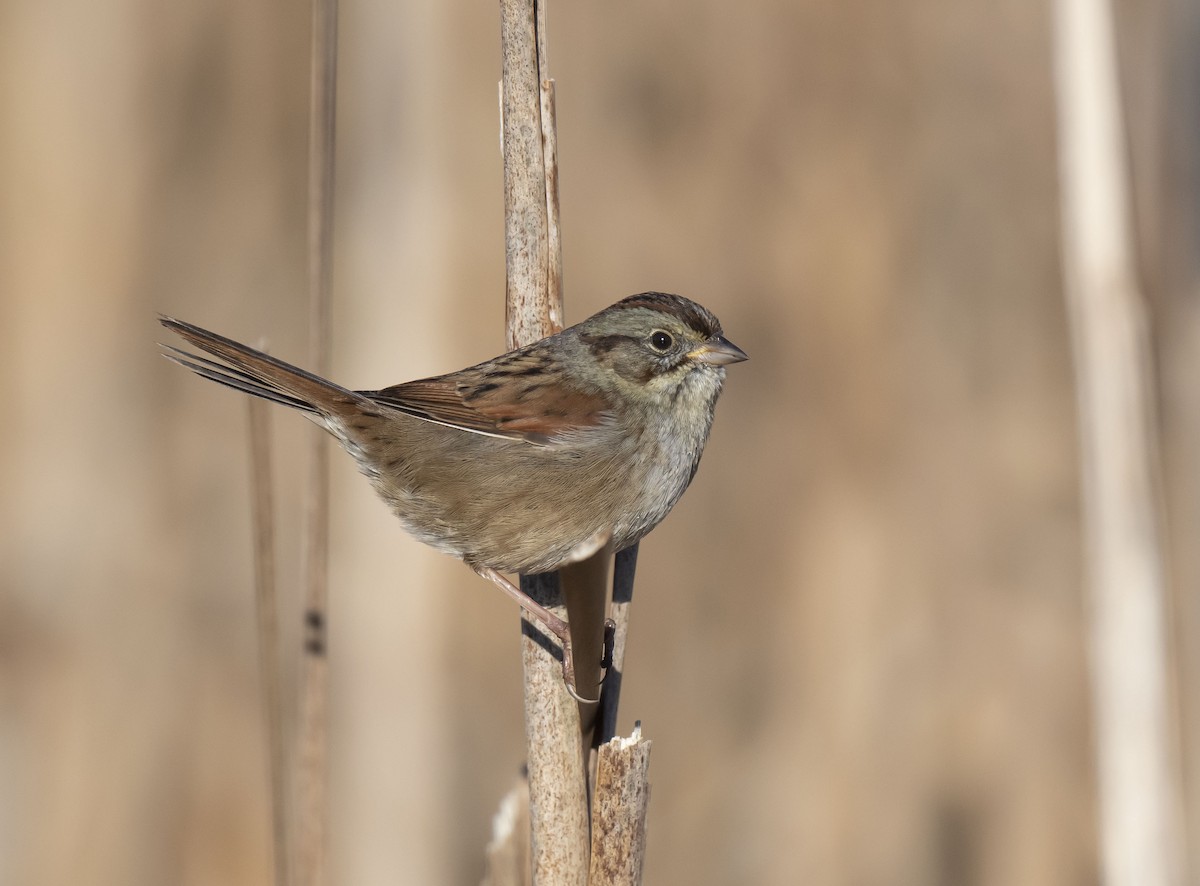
[594,545,638,746]
[1053,1,1185,883]
[248,391,290,886]
[297,0,338,883]
[499,1,590,882]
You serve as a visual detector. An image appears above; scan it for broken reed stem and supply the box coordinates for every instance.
[588,725,652,886]
[588,548,652,886]
[1052,0,1185,884]
[248,392,290,886]
[297,0,338,884]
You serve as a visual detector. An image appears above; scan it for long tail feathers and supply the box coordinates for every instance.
[159,316,361,417]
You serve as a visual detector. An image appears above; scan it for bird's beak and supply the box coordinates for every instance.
[690,335,749,366]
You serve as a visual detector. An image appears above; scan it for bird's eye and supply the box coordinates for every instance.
[649,330,674,352]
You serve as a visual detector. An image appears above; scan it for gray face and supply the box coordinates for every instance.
[572,295,733,407]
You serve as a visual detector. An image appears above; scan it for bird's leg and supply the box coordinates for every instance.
[472,565,599,705]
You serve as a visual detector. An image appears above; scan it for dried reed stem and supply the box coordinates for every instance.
[588,725,651,885]
[1053,1,1185,884]
[500,0,555,350]
[517,571,590,885]
[296,0,338,883]
[594,544,638,746]
[499,0,590,882]
[248,389,290,886]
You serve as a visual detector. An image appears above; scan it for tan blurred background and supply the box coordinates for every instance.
[2,0,1197,884]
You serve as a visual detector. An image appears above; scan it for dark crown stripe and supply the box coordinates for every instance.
[614,292,722,338]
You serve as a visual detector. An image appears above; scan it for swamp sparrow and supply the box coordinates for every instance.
[161,292,746,699]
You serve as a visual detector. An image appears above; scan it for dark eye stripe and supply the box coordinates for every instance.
[580,333,626,356]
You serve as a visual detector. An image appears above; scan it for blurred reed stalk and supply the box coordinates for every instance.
[489,1,650,882]
[248,383,290,886]
[296,0,338,883]
[1053,0,1187,884]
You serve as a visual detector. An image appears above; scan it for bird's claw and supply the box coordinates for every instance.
[559,635,599,705]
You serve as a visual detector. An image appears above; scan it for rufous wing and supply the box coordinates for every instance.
[364,353,614,444]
